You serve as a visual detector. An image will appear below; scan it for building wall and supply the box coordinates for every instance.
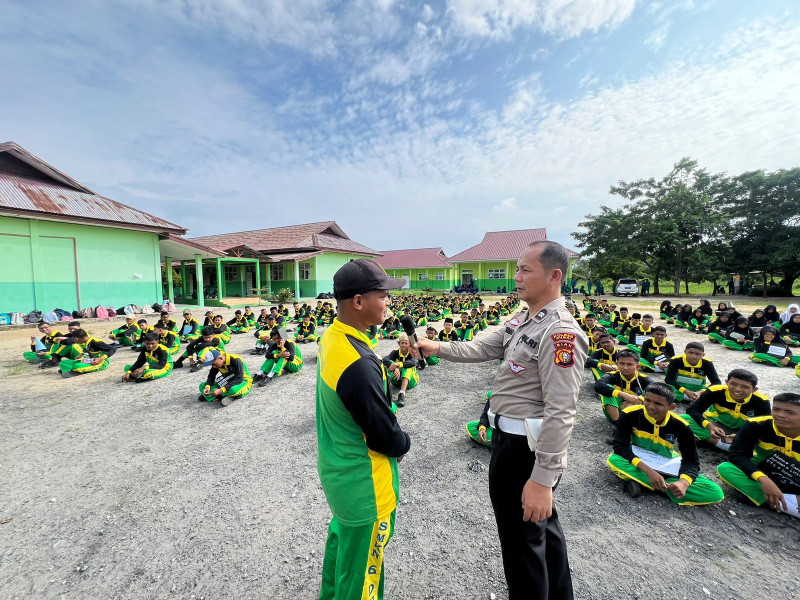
[456,261,517,292]
[0,215,161,313]
[385,267,456,290]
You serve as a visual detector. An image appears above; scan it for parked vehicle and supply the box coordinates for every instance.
[615,278,639,296]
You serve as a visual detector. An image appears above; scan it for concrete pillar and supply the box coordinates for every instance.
[238,263,246,296]
[255,260,262,301]
[165,256,174,302]
[180,261,187,300]
[216,258,224,300]
[294,261,300,300]
[194,254,205,308]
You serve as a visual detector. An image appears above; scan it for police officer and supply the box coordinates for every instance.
[417,240,587,600]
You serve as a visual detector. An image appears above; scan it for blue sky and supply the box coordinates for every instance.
[2,0,799,255]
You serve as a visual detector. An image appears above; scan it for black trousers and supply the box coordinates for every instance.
[489,429,573,600]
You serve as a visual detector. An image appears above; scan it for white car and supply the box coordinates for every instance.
[616,278,639,296]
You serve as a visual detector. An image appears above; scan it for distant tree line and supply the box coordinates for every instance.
[572,158,800,297]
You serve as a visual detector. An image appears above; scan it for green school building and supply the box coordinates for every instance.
[0,142,198,314]
[377,248,457,290]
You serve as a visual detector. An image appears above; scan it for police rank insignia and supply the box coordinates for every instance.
[552,332,576,368]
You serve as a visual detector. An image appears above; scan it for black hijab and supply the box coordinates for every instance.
[748,309,767,328]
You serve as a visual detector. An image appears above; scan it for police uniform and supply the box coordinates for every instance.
[436,296,587,600]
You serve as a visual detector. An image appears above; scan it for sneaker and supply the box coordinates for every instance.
[250,349,262,355]
[173,361,184,369]
[197,394,207,402]
[396,392,405,408]
[60,370,79,378]
[220,396,233,407]
[252,372,265,382]
[257,375,274,388]
[39,360,58,369]
[189,365,202,373]
[623,480,642,498]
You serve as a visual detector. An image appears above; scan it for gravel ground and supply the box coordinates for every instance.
[1,304,800,600]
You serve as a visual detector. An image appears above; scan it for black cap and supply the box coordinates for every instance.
[333,259,406,300]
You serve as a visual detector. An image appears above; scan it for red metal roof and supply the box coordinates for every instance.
[450,229,579,261]
[0,142,186,234]
[190,221,380,256]
[376,247,451,270]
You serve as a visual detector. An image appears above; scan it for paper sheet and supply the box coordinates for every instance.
[632,446,682,477]
[783,494,799,518]
[635,335,652,346]
[767,344,787,357]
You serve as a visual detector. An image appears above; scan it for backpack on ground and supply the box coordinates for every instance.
[72,310,82,318]
[123,305,135,315]
[54,308,71,319]
[61,316,72,321]
[0,314,10,326]
[95,306,109,320]
[162,300,178,312]
[107,307,117,317]
[82,307,96,319]
[11,312,25,325]
[42,311,58,323]
[151,303,163,313]
[25,310,42,324]
[132,304,143,314]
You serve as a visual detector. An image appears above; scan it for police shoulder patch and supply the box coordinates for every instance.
[552,332,576,368]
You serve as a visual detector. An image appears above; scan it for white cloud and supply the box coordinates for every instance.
[502,74,546,122]
[644,23,670,50]
[493,197,518,211]
[421,4,435,22]
[447,0,636,40]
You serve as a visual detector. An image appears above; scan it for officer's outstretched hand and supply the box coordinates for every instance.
[521,480,552,523]
[415,338,439,357]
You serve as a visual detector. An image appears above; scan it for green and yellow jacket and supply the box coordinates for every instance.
[686,385,770,431]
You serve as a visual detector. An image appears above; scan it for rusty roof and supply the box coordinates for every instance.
[190,221,380,256]
[376,247,451,269]
[0,142,186,234]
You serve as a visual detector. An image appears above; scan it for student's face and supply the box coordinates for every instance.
[616,357,638,379]
[726,377,755,401]
[567,306,576,315]
[426,330,436,339]
[145,339,158,351]
[75,336,89,345]
[161,314,169,321]
[585,317,596,326]
[183,313,192,320]
[599,338,615,352]
[303,317,310,324]
[793,315,800,324]
[592,331,602,342]
[214,317,222,325]
[756,311,764,318]
[203,335,214,342]
[630,319,640,326]
[212,356,225,369]
[461,315,468,321]
[718,303,727,310]
[763,331,775,342]
[620,310,628,318]
[772,402,800,434]
[444,323,453,331]
[653,331,666,343]
[643,317,653,327]
[271,335,284,346]
[644,392,674,422]
[39,325,51,335]
[398,339,410,352]
[791,307,799,315]
[684,348,704,364]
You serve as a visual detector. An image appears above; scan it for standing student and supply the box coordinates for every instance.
[416,241,586,600]
[316,260,410,600]
[664,342,721,402]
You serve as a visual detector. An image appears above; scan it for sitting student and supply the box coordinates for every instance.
[153,322,180,355]
[130,320,154,351]
[594,350,650,424]
[659,300,673,320]
[673,304,693,328]
[254,327,303,387]
[664,342,721,402]
[687,308,710,334]
[471,307,487,331]
[58,329,117,378]
[706,312,733,344]
[380,313,401,340]
[608,382,724,505]
[158,311,178,333]
[294,314,318,343]
[749,326,800,367]
[122,333,173,382]
[579,312,598,338]
[438,318,460,342]
[780,303,800,325]
[316,302,336,326]
[465,394,492,448]
[202,310,217,328]
[780,313,800,346]
[198,350,253,406]
[587,326,607,355]
[565,302,578,321]
[721,316,755,351]
[179,310,201,342]
[290,302,303,323]
[252,315,278,354]
[698,298,713,317]
[608,307,629,336]
[665,304,682,325]
[109,317,140,347]
[585,333,619,380]
[243,306,257,327]
[764,304,781,326]
[24,322,65,363]
[382,334,419,407]
[747,308,768,331]
[616,313,639,344]
[684,369,770,450]
[227,310,251,334]
[255,308,270,330]
[638,326,675,373]
[455,312,476,342]
[423,326,440,365]
[35,321,83,368]
[174,326,225,371]
[717,393,800,518]
[426,304,442,323]
[725,305,742,322]
[626,313,654,350]
[211,314,232,344]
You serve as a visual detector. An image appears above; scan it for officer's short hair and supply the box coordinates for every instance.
[527,240,568,283]
[646,382,675,404]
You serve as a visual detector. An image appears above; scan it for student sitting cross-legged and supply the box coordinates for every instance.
[254,327,303,387]
[198,350,253,406]
[687,308,710,334]
[122,333,173,382]
[227,310,252,334]
[616,313,639,344]
[423,326,440,365]
[626,313,654,352]
[179,310,201,342]
[682,369,770,451]
[109,317,140,347]
[706,312,733,344]
[584,333,618,380]
[455,312,475,341]
[35,321,83,369]
[210,314,232,344]
[749,326,800,367]
[24,322,66,363]
[174,326,225,371]
[664,342,721,403]
[717,393,800,519]
[438,318,460,342]
[157,311,178,333]
[58,329,117,378]
[382,334,420,408]
[294,314,319,344]
[638,326,675,373]
[153,322,180,355]
[779,313,800,346]
[594,350,650,424]
[465,393,493,447]
[607,382,725,505]
[721,317,755,351]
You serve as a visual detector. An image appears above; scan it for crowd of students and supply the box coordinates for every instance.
[21,290,799,517]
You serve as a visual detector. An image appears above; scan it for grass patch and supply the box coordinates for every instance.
[1,361,28,378]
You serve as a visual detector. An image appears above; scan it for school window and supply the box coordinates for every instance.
[271,264,284,281]
[224,266,238,281]
[435,272,445,281]
[418,273,429,281]
[299,262,311,281]
[488,269,506,279]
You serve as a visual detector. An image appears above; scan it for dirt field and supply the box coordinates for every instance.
[1,300,799,600]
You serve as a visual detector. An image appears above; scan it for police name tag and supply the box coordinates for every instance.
[767,345,787,357]
[635,335,651,346]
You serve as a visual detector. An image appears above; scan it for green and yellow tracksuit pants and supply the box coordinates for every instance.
[721,339,753,351]
[123,358,173,380]
[458,328,474,342]
[707,332,725,344]
[465,421,493,447]
[319,511,395,600]
[381,329,400,340]
[666,382,706,403]
[59,354,111,374]
[294,333,319,343]
[748,352,800,367]
[260,352,304,377]
[198,369,253,402]
[23,351,49,362]
[425,355,440,366]
[607,453,724,506]
[599,396,623,423]
[388,367,419,389]
[717,462,770,506]
[230,324,251,333]
[110,328,136,346]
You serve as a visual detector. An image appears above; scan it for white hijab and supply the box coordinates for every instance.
[781,304,800,323]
